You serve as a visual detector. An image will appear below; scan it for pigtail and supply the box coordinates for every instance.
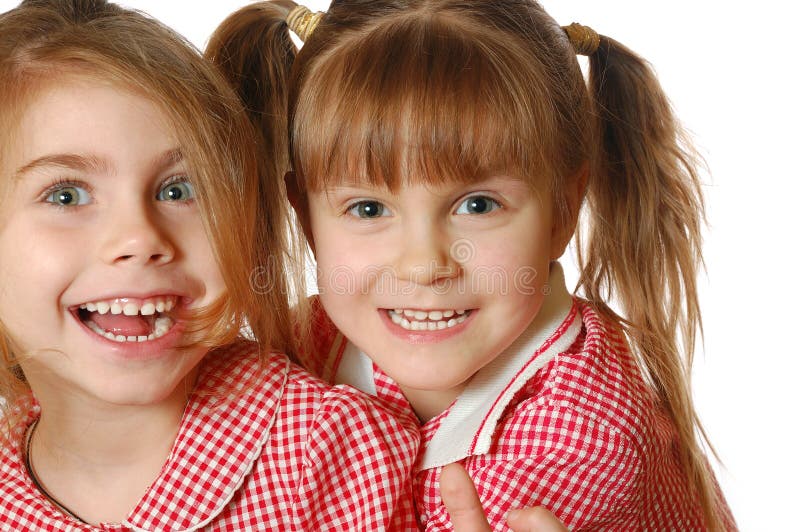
[206,1,296,188]
[577,36,724,528]
[206,1,308,358]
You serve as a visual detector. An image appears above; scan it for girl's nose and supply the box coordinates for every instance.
[101,204,175,267]
[394,225,463,286]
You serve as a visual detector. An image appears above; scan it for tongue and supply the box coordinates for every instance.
[90,312,153,336]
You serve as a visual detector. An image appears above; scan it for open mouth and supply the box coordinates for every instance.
[387,308,472,331]
[75,296,179,343]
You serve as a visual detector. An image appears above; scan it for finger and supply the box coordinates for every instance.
[507,507,569,532]
[439,463,492,532]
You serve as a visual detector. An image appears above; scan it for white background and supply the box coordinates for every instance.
[4,1,798,529]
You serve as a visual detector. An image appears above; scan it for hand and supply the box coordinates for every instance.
[439,463,491,532]
[506,507,569,532]
[440,463,569,532]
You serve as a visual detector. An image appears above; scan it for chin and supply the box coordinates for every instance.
[88,377,188,407]
[394,366,473,392]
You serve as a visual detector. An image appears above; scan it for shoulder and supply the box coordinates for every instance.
[0,393,37,466]
[465,303,704,528]
[0,396,50,528]
[276,373,419,530]
[194,340,293,401]
[282,360,418,436]
[506,301,660,451]
[183,341,296,454]
[274,360,419,521]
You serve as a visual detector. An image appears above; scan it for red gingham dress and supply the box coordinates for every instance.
[0,341,419,531]
[299,271,736,531]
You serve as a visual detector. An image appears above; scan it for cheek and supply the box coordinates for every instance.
[0,218,77,292]
[188,230,226,298]
[311,228,380,295]
[160,210,225,302]
[0,226,73,348]
[463,232,552,314]
[315,246,365,299]
[469,236,549,279]
[202,258,226,300]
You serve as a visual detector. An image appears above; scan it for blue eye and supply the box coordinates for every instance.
[45,185,91,207]
[157,179,195,202]
[455,195,501,215]
[347,200,390,219]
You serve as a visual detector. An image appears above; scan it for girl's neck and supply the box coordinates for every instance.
[400,383,464,424]
[27,371,196,525]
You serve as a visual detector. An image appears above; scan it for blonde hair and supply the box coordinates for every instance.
[209,0,724,527]
[0,0,295,432]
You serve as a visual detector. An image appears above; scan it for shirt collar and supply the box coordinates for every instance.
[420,262,581,468]
[125,343,289,531]
[335,340,377,396]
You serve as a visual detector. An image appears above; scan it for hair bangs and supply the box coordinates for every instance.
[294,15,560,192]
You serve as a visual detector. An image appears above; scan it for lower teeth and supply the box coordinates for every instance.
[85,316,174,343]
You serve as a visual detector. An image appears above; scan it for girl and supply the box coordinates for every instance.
[0,0,420,529]
[210,0,736,530]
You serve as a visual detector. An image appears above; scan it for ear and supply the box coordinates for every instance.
[550,162,589,260]
[284,171,316,252]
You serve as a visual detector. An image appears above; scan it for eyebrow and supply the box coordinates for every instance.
[13,148,184,180]
[156,148,184,171]
[325,180,391,192]
[13,153,109,180]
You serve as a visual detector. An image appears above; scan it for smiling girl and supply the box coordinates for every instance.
[210,0,736,529]
[0,1,419,529]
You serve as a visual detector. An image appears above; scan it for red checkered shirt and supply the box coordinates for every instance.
[0,341,419,531]
[298,265,736,531]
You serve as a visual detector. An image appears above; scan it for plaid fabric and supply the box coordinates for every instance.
[302,297,737,531]
[0,341,419,531]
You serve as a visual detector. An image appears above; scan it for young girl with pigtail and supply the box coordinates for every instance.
[0,1,425,528]
[209,0,735,529]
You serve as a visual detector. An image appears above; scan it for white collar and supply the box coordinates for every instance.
[335,340,377,396]
[335,262,581,469]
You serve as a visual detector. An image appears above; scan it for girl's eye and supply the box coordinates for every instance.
[455,195,501,215]
[157,179,195,202]
[347,200,390,219]
[45,185,91,207]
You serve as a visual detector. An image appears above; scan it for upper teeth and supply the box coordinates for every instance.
[388,309,469,331]
[80,296,177,316]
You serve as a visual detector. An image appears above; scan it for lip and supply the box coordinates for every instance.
[379,308,477,344]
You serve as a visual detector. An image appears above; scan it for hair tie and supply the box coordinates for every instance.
[286,5,323,42]
[562,22,600,56]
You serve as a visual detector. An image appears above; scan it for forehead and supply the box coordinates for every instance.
[26,76,169,140]
[6,76,176,176]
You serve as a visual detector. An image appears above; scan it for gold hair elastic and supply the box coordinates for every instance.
[286,5,323,42]
[562,22,600,56]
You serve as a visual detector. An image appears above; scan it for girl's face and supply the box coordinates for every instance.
[307,175,564,402]
[0,77,225,408]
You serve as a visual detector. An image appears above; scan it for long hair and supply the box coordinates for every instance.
[206,0,310,340]
[209,0,724,527]
[0,0,295,432]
